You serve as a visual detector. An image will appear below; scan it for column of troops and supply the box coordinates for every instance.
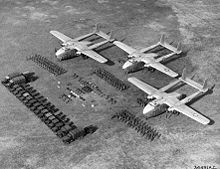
[112,110,161,141]
[27,54,67,76]
[93,68,130,91]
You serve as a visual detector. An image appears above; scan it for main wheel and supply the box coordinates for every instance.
[81,55,88,59]
[69,49,78,57]
[147,67,156,72]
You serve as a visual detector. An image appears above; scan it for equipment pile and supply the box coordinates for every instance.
[77,76,117,105]
[2,72,97,144]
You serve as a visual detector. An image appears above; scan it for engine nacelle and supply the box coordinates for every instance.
[145,104,169,119]
[56,48,80,61]
[56,47,66,60]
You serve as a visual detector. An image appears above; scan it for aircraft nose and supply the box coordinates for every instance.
[122,60,133,69]
[56,48,65,58]
[143,104,155,114]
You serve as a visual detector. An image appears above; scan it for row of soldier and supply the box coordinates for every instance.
[94,68,130,91]
[28,54,67,76]
[112,110,161,141]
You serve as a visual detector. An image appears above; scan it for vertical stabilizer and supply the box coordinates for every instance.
[181,68,186,81]
[202,79,208,91]
[190,73,196,79]
[107,31,114,42]
[160,34,165,45]
[93,23,100,34]
[176,42,182,54]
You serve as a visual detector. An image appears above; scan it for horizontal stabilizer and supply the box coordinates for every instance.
[159,34,182,54]
[181,68,187,81]
[179,69,209,93]
[107,31,115,42]
[155,52,176,62]
[180,90,201,104]
[202,79,208,91]
[96,28,115,42]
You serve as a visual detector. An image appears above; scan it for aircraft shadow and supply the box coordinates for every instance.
[95,43,115,53]
[105,60,115,66]
[187,86,215,125]
[161,49,189,65]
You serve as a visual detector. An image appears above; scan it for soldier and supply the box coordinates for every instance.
[124,116,130,124]
[126,119,133,127]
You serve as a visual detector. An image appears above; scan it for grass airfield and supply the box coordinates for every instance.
[0,0,219,168]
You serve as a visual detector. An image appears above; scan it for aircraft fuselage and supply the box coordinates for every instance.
[123,53,157,69]
[55,40,93,59]
[143,92,183,114]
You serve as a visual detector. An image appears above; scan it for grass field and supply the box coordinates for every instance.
[0,0,219,168]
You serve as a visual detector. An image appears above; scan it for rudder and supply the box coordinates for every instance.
[159,34,165,45]
[176,42,182,54]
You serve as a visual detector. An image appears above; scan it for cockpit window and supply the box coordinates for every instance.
[150,101,157,106]
[129,59,136,63]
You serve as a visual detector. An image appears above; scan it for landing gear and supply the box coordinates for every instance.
[70,49,78,57]
[165,110,180,118]
[81,55,88,60]
[147,67,156,72]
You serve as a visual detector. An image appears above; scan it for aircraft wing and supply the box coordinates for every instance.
[81,50,108,63]
[128,77,160,99]
[146,61,178,78]
[166,103,210,125]
[113,41,136,55]
[50,31,73,43]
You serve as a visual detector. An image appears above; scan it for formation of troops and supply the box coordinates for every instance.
[27,54,67,76]
[112,110,161,141]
